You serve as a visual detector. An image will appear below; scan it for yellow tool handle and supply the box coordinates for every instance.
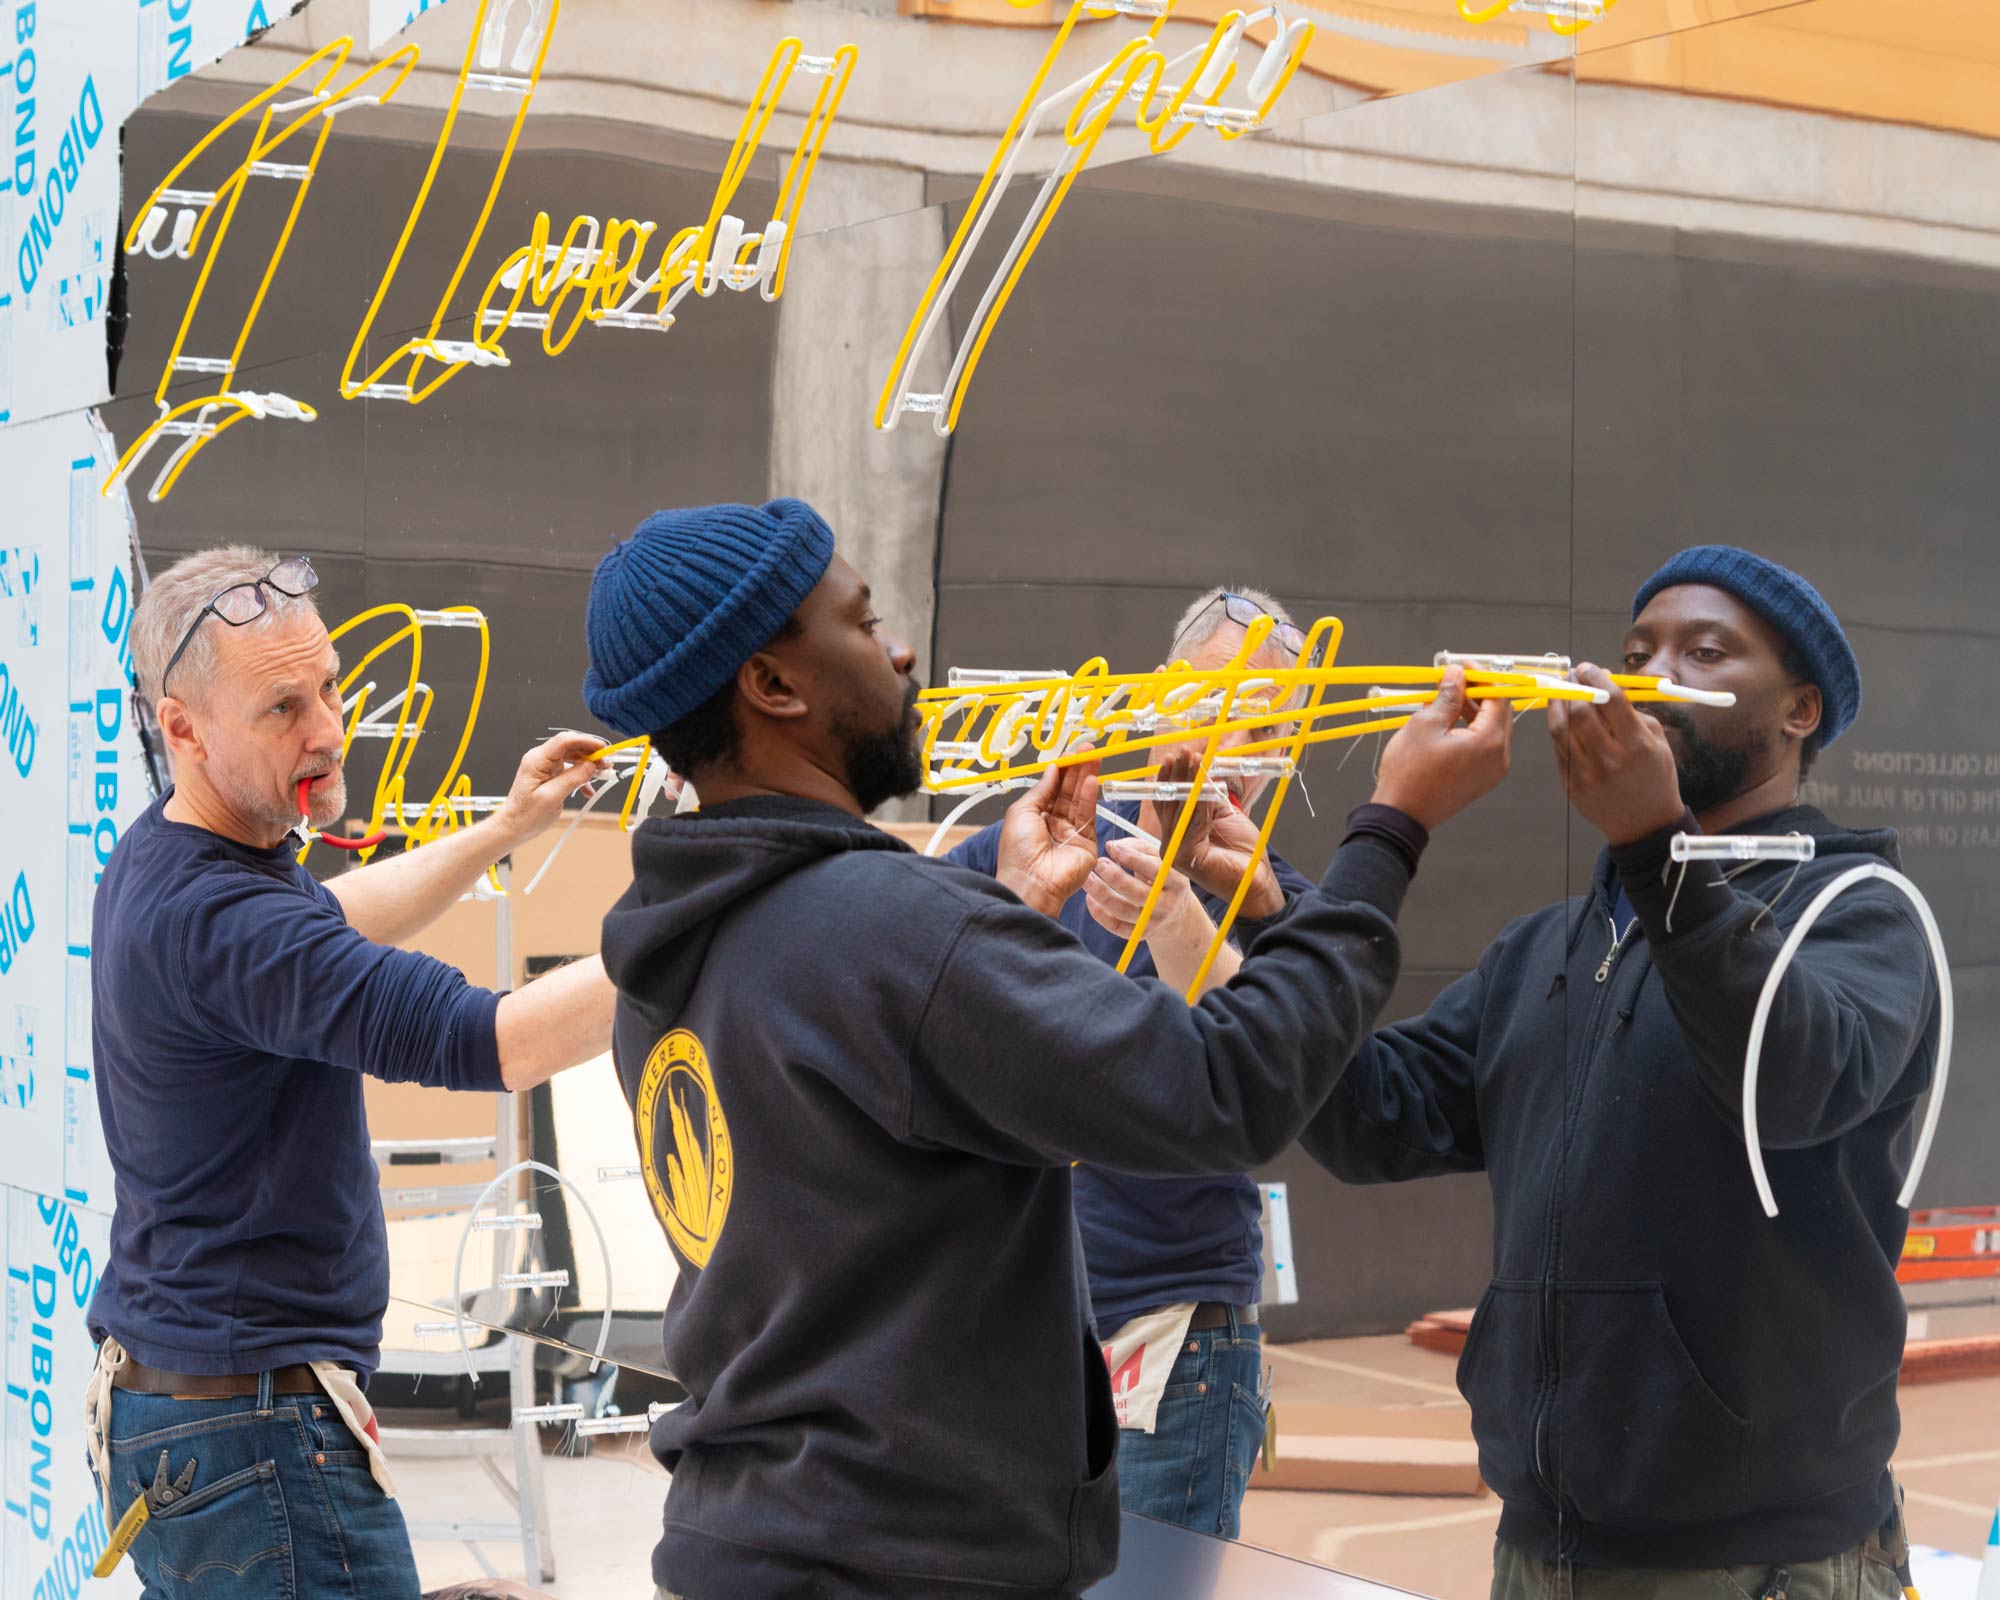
[94,1494,149,1578]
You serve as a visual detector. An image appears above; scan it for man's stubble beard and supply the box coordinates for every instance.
[842,678,925,815]
[221,760,346,838]
[1641,703,1768,816]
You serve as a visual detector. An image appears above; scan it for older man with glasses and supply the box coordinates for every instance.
[946,583,1315,1540]
[82,546,617,1598]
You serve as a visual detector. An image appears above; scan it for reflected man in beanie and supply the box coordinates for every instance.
[581,498,1514,1600]
[1297,547,1939,1600]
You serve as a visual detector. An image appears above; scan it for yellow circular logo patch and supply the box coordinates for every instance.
[635,1028,733,1269]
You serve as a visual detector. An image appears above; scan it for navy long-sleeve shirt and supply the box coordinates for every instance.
[88,792,505,1376]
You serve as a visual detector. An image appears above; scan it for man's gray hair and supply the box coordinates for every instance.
[132,545,320,707]
[1168,584,1296,660]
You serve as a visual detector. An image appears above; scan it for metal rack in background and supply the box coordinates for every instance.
[371,864,559,1585]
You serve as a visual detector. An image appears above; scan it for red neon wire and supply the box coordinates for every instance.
[299,775,388,851]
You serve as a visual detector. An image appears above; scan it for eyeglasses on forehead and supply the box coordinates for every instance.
[159,556,319,696]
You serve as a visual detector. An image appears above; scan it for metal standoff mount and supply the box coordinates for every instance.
[1435,651,1572,674]
[1100,780,1230,805]
[1670,834,1816,864]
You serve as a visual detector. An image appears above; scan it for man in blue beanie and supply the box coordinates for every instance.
[582,498,1515,1600]
[1298,546,1939,1599]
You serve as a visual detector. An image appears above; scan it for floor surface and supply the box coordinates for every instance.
[397,1334,2000,1599]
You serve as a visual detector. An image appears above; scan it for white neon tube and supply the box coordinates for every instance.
[1740,863,1952,1219]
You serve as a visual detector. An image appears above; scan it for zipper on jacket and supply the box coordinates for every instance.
[1532,903,1643,1544]
[1593,913,1635,985]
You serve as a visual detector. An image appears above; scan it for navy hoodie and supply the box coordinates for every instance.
[599,794,1415,1600]
[1301,806,1940,1570]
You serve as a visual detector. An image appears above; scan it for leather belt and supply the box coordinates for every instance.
[1188,1302,1257,1332]
[112,1359,321,1399]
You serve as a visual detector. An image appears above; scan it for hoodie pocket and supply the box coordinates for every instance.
[1555,1283,1749,1527]
[1456,1280,1543,1504]
[1067,1321,1122,1590]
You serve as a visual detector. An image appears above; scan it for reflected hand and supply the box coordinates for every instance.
[1084,835,1200,943]
[1170,794,1284,919]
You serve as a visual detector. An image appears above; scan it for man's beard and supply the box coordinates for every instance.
[220,761,344,839]
[839,679,923,814]
[1643,704,1763,815]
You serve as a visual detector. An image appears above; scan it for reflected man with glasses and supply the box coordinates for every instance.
[948,585,1318,1539]
[84,546,619,1598]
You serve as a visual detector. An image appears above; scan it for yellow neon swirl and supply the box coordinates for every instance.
[1109,623,1271,972]
[317,605,426,867]
[308,606,493,875]
[473,36,852,365]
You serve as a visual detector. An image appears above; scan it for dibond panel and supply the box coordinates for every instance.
[0,0,290,427]
[0,412,146,1216]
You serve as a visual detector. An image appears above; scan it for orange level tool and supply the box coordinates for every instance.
[1897,1206,2000,1285]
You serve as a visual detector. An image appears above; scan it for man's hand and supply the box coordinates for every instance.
[1132,752,1285,915]
[996,754,1101,917]
[1371,667,1514,830]
[1084,835,1243,995]
[1084,836,1199,942]
[493,732,609,850]
[1167,799,1285,919]
[1548,663,1684,845]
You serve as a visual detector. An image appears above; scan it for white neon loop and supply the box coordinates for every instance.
[923,781,1034,857]
[450,1159,615,1381]
[1741,863,1952,1219]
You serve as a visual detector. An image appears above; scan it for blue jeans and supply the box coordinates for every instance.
[102,1380,422,1600]
[1113,1311,1266,1538]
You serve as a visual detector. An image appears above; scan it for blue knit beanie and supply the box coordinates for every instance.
[1632,545,1861,747]
[582,499,835,737]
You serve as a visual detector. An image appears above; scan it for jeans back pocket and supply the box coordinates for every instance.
[141,1458,295,1600]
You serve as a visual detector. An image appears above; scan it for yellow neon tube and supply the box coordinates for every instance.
[309,606,493,873]
[1457,0,1616,33]
[766,44,859,297]
[1105,613,1279,971]
[315,605,427,867]
[874,0,1112,431]
[876,1,1313,433]
[1184,615,1343,995]
[105,41,419,501]
[923,680,1619,793]
[342,0,561,405]
[947,28,1170,435]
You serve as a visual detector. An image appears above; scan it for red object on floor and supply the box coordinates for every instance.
[1899,1337,2000,1384]
[1898,1206,2000,1285]
[1405,1309,1472,1358]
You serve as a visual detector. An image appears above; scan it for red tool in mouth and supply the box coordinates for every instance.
[297,774,386,851]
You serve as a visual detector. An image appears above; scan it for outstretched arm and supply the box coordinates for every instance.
[328,732,606,944]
